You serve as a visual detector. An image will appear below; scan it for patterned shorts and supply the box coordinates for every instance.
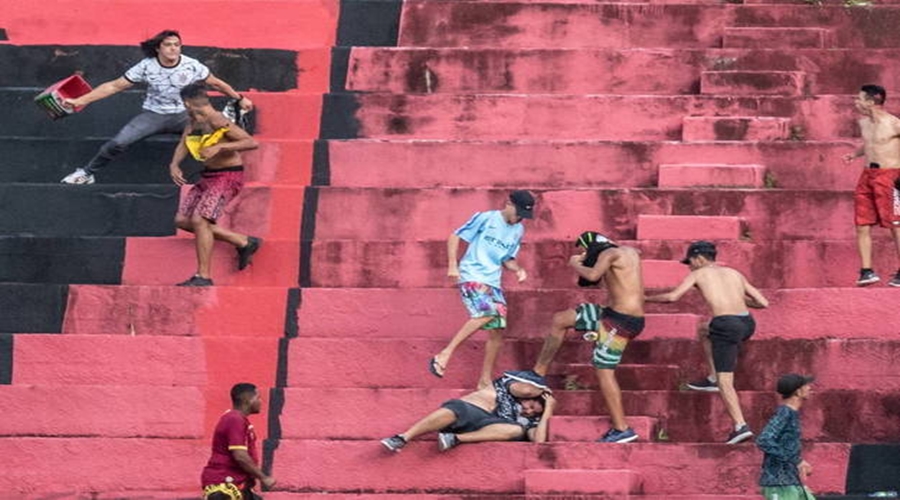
[575,303,645,370]
[180,168,244,223]
[458,281,507,330]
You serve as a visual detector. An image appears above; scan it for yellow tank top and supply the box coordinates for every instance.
[185,127,229,161]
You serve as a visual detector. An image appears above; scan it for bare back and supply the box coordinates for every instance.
[693,265,752,317]
[603,246,645,317]
[859,113,900,169]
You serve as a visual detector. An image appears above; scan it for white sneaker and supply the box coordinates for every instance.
[60,168,95,185]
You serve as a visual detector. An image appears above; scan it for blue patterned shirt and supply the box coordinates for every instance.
[756,405,803,486]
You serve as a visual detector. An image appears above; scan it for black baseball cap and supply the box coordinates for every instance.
[575,231,616,249]
[681,240,717,265]
[776,373,815,398]
[509,190,535,219]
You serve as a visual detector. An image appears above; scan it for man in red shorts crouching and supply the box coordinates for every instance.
[843,84,900,287]
[168,83,262,286]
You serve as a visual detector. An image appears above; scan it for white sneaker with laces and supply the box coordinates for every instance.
[60,168,95,185]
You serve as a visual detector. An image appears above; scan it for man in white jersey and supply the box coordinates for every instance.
[429,190,535,389]
[59,30,253,185]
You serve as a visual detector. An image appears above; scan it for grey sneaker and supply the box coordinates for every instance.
[726,425,754,444]
[437,432,460,452]
[857,269,880,286]
[60,168,95,185]
[177,275,214,287]
[686,378,720,392]
[597,427,638,443]
[380,435,407,453]
[889,271,900,287]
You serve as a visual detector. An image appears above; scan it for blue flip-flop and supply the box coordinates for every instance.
[428,357,445,378]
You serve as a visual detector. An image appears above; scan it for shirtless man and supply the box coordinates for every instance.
[842,84,900,287]
[646,240,769,444]
[532,231,645,443]
[168,82,261,286]
[380,370,556,452]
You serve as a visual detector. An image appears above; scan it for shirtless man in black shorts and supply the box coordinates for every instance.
[532,231,646,444]
[380,370,556,452]
[646,240,769,444]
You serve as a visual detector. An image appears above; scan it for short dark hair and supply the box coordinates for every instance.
[861,84,886,105]
[230,383,257,406]
[180,82,209,102]
[140,30,181,58]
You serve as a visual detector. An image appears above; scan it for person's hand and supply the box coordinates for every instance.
[238,96,254,112]
[62,97,84,110]
[842,153,857,164]
[798,460,813,481]
[569,253,586,267]
[170,165,186,186]
[200,144,222,159]
[542,392,557,410]
[515,268,527,283]
[261,476,277,489]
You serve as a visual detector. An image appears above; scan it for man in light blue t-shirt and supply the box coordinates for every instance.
[429,190,535,389]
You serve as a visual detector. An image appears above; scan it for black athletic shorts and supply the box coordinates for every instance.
[440,400,526,439]
[708,314,755,373]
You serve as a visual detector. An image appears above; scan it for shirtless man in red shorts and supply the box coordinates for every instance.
[843,84,900,287]
[168,83,261,286]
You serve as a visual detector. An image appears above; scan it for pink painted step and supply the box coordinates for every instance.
[347,94,856,141]
[264,494,761,500]
[636,215,744,240]
[1,385,204,438]
[525,469,641,495]
[546,364,681,392]
[549,416,657,442]
[312,188,851,241]
[324,140,860,190]
[701,71,806,96]
[243,139,313,185]
[682,116,791,141]
[278,388,900,443]
[723,27,832,49]
[270,440,849,494]
[657,163,766,188]
[642,259,688,288]
[123,238,299,287]
[63,285,289,337]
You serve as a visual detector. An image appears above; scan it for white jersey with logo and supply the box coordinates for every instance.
[124,55,210,114]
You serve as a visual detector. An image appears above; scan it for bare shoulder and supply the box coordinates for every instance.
[209,112,232,130]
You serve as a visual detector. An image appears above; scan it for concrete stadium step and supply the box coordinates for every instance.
[12,334,279,387]
[657,164,766,188]
[62,285,290,337]
[0,236,124,284]
[0,137,313,185]
[3,0,338,50]
[723,27,832,48]
[306,238,900,289]
[311,188,851,241]
[682,116,792,141]
[264,495,759,500]
[397,3,900,48]
[2,385,204,438]
[279,388,900,443]
[525,469,642,496]
[0,284,68,334]
[344,48,900,95]
[548,417,658,443]
[295,288,900,340]
[636,215,745,240]
[323,140,858,190]
[0,437,207,494]
[269,440,848,494]
[700,70,806,96]
[286,338,680,390]
[0,89,321,140]
[0,43,325,92]
[122,237,299,287]
[0,183,177,237]
[324,93,853,141]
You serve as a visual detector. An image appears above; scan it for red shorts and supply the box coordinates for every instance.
[854,168,900,228]
[179,168,243,223]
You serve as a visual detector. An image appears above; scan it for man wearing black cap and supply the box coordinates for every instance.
[756,374,815,500]
[381,370,556,453]
[532,231,646,443]
[430,190,536,389]
[646,240,769,444]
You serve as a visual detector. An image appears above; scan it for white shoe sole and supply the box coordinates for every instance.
[686,385,720,392]
[726,431,754,444]
[857,278,880,286]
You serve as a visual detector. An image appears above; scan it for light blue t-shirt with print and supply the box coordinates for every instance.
[455,210,524,289]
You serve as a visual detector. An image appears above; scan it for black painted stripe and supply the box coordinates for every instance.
[0,284,69,334]
[312,139,331,187]
[336,0,403,47]
[0,334,12,384]
[330,46,352,93]
[0,29,7,41]
[298,187,320,288]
